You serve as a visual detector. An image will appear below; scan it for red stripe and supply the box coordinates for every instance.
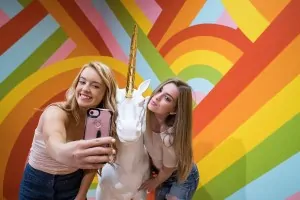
[58,0,112,56]
[160,24,252,56]
[0,0,47,54]
[192,0,300,136]
[148,0,185,46]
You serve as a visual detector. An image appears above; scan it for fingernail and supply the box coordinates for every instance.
[112,149,116,154]
[111,138,116,143]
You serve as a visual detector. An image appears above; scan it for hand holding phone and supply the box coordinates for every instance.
[84,108,113,142]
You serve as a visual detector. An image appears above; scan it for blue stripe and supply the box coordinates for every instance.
[190,0,224,26]
[92,0,160,90]
[0,0,23,18]
[187,78,214,94]
[0,15,59,83]
[226,153,300,200]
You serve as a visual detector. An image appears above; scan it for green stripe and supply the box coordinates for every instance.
[106,0,175,81]
[18,0,32,7]
[194,113,300,199]
[0,28,67,100]
[177,64,222,85]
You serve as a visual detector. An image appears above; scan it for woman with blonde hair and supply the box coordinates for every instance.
[19,61,118,200]
[140,77,199,200]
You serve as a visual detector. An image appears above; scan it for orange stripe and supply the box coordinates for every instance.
[164,36,243,65]
[193,35,300,162]
[249,0,291,22]
[156,0,206,50]
[38,0,98,55]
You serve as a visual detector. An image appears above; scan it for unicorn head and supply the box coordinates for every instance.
[116,79,150,143]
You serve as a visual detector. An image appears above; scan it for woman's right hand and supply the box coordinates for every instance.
[68,137,116,169]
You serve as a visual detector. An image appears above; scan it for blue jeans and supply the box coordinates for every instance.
[155,163,199,200]
[19,163,84,200]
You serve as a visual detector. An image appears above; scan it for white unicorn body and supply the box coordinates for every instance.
[96,80,151,200]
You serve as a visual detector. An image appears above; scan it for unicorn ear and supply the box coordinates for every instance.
[137,79,151,95]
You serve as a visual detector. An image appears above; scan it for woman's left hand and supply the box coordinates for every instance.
[139,177,160,192]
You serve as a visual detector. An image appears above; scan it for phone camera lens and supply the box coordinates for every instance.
[90,110,94,115]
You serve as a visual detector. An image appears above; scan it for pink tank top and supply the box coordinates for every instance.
[28,115,78,175]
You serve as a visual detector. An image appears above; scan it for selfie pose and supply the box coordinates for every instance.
[140,78,200,200]
[19,61,118,200]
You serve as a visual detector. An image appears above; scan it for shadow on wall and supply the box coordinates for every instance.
[193,137,247,200]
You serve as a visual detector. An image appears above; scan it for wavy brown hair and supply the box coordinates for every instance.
[146,77,193,182]
[55,61,118,144]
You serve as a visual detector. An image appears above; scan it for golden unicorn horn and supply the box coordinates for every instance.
[125,24,138,98]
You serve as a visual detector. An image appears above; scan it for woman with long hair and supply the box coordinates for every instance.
[19,61,118,200]
[140,78,199,200]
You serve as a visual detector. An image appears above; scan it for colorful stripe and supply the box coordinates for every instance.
[0,28,67,100]
[193,34,300,162]
[121,0,153,34]
[226,153,300,200]
[0,15,59,83]
[93,0,160,89]
[39,0,98,55]
[0,0,23,18]
[170,50,232,75]
[216,10,238,29]
[41,38,76,68]
[197,76,300,186]
[221,0,269,42]
[135,0,161,24]
[156,0,206,49]
[190,0,224,25]
[194,113,300,199]
[192,0,300,138]
[75,0,127,62]
[249,0,291,22]
[0,9,9,28]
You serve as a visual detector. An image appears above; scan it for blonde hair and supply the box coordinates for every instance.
[55,61,118,143]
[146,77,193,182]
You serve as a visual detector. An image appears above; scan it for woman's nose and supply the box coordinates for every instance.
[82,84,90,92]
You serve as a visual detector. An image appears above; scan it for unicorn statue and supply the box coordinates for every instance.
[96,24,151,200]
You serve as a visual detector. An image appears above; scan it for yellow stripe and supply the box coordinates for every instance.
[197,76,300,188]
[121,0,152,34]
[221,0,269,42]
[169,50,232,75]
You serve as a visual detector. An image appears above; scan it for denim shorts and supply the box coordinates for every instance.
[19,163,84,200]
[155,163,199,200]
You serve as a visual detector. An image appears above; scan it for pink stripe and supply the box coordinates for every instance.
[286,192,300,200]
[216,10,237,29]
[41,38,76,68]
[0,9,10,28]
[192,91,206,104]
[135,0,162,24]
[75,0,127,63]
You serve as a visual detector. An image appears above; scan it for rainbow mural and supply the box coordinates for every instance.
[0,0,299,199]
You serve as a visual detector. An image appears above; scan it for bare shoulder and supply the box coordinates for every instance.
[42,105,69,124]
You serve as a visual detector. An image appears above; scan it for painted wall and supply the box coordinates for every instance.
[0,0,299,199]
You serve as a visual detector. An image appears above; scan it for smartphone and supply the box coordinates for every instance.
[84,108,113,142]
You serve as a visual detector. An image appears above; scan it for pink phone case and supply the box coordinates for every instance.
[84,108,113,141]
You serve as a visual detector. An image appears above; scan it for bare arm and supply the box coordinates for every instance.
[75,170,97,200]
[42,106,115,169]
[155,165,176,184]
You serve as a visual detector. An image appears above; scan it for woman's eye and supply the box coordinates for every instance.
[93,85,100,89]
[79,80,85,84]
[165,96,171,102]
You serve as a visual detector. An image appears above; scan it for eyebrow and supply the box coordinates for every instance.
[79,76,102,85]
[165,93,175,101]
